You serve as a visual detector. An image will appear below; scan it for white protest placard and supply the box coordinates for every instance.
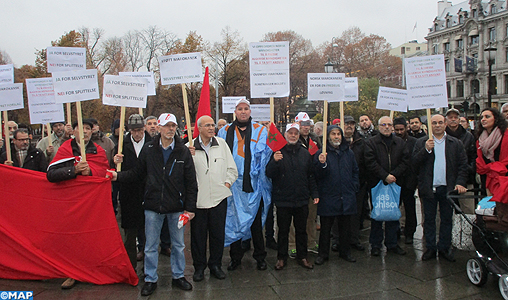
[249,42,290,98]
[345,77,359,102]
[102,75,148,108]
[222,96,246,114]
[405,54,448,110]
[47,47,86,73]
[376,87,408,112]
[52,69,99,103]
[250,104,271,122]
[307,73,345,101]
[26,78,65,124]
[0,64,14,84]
[158,52,202,85]
[0,83,24,111]
[119,71,156,96]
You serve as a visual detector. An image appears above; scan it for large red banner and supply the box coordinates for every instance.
[0,164,138,286]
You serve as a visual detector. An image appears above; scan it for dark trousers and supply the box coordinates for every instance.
[191,199,227,271]
[401,186,417,238]
[346,183,369,244]
[369,219,399,249]
[160,216,171,250]
[230,199,267,262]
[265,201,275,241]
[422,186,453,251]
[124,227,139,269]
[320,215,351,258]
[276,205,308,260]
[112,182,120,214]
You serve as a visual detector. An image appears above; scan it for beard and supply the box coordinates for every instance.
[330,141,341,147]
[287,140,298,145]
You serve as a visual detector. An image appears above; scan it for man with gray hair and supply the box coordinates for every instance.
[502,103,508,120]
[145,116,158,138]
[1,128,48,172]
[36,121,73,163]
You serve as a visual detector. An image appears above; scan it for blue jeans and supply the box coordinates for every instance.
[422,186,453,251]
[144,210,186,282]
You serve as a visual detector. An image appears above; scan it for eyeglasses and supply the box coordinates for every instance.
[200,123,215,128]
[379,123,393,127]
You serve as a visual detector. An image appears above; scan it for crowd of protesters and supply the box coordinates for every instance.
[2,101,507,295]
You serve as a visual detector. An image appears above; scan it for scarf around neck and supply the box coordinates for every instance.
[479,127,503,162]
[226,117,253,193]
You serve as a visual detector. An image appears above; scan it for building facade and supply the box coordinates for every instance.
[425,0,508,112]
[389,40,428,58]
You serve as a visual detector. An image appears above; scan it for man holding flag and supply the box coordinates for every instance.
[218,99,272,271]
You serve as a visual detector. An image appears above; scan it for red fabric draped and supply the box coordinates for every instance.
[0,164,138,286]
[50,139,110,178]
[477,130,508,203]
[193,66,211,139]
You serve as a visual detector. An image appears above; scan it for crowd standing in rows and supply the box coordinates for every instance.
[2,100,507,295]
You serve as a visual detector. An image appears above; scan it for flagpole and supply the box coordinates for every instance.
[322,101,328,154]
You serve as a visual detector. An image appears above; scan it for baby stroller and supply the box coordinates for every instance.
[448,189,508,299]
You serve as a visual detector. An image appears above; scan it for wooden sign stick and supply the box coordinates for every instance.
[426,108,433,138]
[139,107,143,116]
[116,106,126,171]
[270,97,274,124]
[181,83,193,147]
[389,111,394,120]
[340,101,345,131]
[66,103,72,124]
[75,101,87,162]
[0,112,2,139]
[46,123,53,145]
[3,111,11,162]
[322,101,328,154]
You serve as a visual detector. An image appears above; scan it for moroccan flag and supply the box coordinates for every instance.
[193,66,211,139]
[267,122,286,152]
[308,138,318,155]
[0,164,138,286]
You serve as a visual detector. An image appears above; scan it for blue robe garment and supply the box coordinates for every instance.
[218,122,272,246]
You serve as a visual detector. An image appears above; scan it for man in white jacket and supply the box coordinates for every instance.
[187,115,238,282]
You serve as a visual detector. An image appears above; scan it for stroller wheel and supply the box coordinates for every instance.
[466,258,488,287]
[499,275,508,300]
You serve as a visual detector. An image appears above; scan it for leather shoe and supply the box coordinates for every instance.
[209,266,226,280]
[439,248,456,262]
[193,269,204,282]
[422,249,437,261]
[275,259,286,270]
[141,282,157,296]
[227,260,241,271]
[387,245,407,255]
[136,251,144,261]
[172,277,192,291]
[257,260,267,270]
[350,243,365,251]
[405,236,414,245]
[340,253,357,262]
[371,247,381,256]
[314,256,327,265]
[331,243,339,252]
[160,247,171,257]
[61,278,76,290]
[297,258,314,269]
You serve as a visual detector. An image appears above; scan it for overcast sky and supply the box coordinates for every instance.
[2,0,444,67]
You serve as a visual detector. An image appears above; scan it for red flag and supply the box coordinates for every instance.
[193,66,211,139]
[0,164,138,286]
[308,138,318,155]
[267,123,287,152]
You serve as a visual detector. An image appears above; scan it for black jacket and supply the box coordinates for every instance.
[412,135,469,199]
[348,134,367,185]
[399,135,418,190]
[117,135,197,214]
[364,133,408,189]
[266,142,318,208]
[116,131,152,228]
[299,131,322,151]
[0,144,48,172]
[445,125,476,180]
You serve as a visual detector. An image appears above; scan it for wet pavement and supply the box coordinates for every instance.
[0,206,505,299]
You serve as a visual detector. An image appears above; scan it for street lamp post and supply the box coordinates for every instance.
[485,43,497,108]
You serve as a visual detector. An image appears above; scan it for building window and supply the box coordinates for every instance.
[471,35,479,45]
[459,15,465,24]
[505,75,508,94]
[432,44,439,54]
[471,79,480,94]
[506,48,508,62]
[406,47,411,51]
[445,60,450,72]
[416,46,421,50]
[473,9,478,18]
[444,43,450,52]
[491,5,497,14]
[490,28,496,41]
[457,39,463,49]
[457,80,464,97]
[447,81,451,98]
[506,24,508,37]
[446,19,451,28]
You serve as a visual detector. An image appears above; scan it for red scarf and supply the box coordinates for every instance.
[49,139,109,178]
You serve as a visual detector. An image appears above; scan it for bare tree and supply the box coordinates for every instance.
[138,25,178,72]
[123,30,144,71]
[0,50,12,64]
[79,27,106,69]
[100,37,126,75]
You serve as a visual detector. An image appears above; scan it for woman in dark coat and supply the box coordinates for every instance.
[314,125,359,265]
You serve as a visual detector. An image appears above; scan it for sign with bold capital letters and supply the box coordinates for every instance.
[46,47,86,73]
[26,78,65,124]
[52,69,100,103]
[376,87,408,112]
[307,73,345,102]
[344,77,359,102]
[119,71,156,96]
[222,96,246,114]
[0,64,14,84]
[0,83,24,111]
[102,75,148,108]
[249,42,290,98]
[250,104,271,122]
[158,52,203,85]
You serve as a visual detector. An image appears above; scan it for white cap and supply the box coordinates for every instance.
[235,98,250,107]
[295,112,310,122]
[285,123,300,132]
[158,113,178,126]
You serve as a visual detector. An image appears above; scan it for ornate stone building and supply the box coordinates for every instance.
[426,0,508,112]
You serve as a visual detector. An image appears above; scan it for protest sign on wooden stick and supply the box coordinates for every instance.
[322,101,328,154]
[75,101,86,162]
[117,106,126,171]
[426,109,433,138]
[66,103,72,124]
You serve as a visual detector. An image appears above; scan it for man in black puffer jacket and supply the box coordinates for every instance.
[266,123,319,271]
[109,113,197,295]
